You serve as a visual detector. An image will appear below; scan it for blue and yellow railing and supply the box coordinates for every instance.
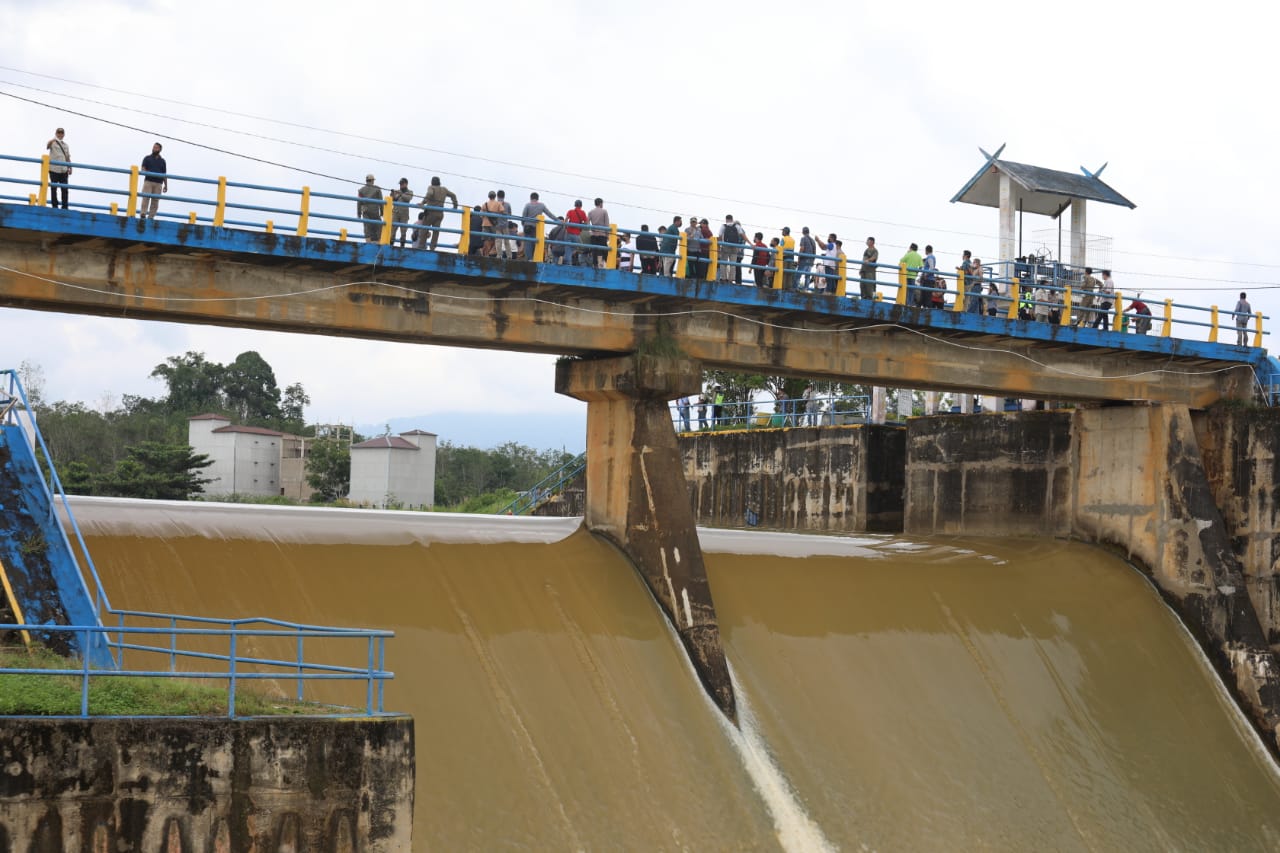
[0,152,1268,349]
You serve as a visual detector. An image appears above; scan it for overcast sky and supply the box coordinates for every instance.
[2,0,1275,448]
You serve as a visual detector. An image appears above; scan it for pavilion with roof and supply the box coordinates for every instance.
[951,144,1136,271]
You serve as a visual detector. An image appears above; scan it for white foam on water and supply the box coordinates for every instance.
[714,665,839,853]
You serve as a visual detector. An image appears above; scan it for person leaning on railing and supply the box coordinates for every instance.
[521,192,560,260]
[419,176,459,251]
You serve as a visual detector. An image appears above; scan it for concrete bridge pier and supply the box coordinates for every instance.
[556,353,736,723]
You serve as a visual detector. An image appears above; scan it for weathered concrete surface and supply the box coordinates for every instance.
[556,353,736,722]
[680,425,905,532]
[904,412,1073,536]
[0,715,414,852]
[1195,407,1280,654]
[0,212,1257,406]
[904,405,1280,755]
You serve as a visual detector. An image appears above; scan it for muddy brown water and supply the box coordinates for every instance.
[68,498,1280,851]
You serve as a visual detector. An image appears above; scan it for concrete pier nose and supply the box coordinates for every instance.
[557,353,737,722]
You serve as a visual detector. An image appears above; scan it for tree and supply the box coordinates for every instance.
[280,382,311,433]
[150,352,224,413]
[305,438,350,502]
[17,360,45,407]
[95,442,213,500]
[222,351,282,425]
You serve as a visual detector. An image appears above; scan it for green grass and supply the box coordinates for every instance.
[0,645,342,716]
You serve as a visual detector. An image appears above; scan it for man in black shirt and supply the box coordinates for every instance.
[139,142,168,219]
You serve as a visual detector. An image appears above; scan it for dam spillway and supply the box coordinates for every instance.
[69,498,1280,851]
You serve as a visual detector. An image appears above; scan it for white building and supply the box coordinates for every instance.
[348,429,437,509]
[188,414,313,500]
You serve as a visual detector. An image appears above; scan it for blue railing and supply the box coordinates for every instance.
[501,453,586,516]
[0,369,395,716]
[1,152,1268,350]
[672,394,872,431]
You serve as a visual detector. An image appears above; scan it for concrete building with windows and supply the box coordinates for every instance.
[348,430,437,509]
[188,414,312,500]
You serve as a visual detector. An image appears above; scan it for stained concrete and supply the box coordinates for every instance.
[0,715,413,852]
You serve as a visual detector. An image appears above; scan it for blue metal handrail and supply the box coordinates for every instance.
[673,394,871,430]
[0,368,396,716]
[500,453,586,515]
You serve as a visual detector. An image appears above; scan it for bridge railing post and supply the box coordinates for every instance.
[1114,290,1124,332]
[896,263,907,305]
[607,223,619,269]
[1006,279,1020,321]
[1060,285,1073,326]
[836,255,847,297]
[298,186,310,237]
[126,165,139,218]
[952,270,965,312]
[774,245,784,289]
[676,232,688,279]
[458,207,471,256]
[1210,305,1219,343]
[534,214,547,263]
[1162,298,1173,337]
[1254,312,1264,348]
[213,176,227,227]
[37,154,50,207]
[379,196,394,246]
[707,236,719,282]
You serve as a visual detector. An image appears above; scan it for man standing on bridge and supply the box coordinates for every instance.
[900,243,923,303]
[661,216,681,276]
[357,174,383,242]
[587,198,610,268]
[46,127,71,209]
[389,178,414,247]
[520,192,560,260]
[860,237,879,299]
[1235,292,1253,346]
[419,177,458,251]
[139,142,168,219]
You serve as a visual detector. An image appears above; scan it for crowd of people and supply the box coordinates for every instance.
[32,130,1258,345]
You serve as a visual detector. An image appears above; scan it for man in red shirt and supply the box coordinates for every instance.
[752,232,771,288]
[564,200,589,266]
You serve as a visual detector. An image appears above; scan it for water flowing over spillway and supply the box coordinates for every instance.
[70,498,1280,851]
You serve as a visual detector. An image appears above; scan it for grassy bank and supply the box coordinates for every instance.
[0,645,336,716]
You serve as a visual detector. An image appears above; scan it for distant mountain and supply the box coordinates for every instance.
[357,411,587,453]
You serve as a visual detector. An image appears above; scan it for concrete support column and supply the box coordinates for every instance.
[1070,199,1087,270]
[999,172,1016,264]
[871,387,887,424]
[924,391,939,415]
[556,353,736,721]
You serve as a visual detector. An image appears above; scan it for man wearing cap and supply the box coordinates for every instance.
[419,177,458,251]
[389,178,414,247]
[139,142,168,219]
[46,127,71,209]
[357,174,383,242]
[860,237,879,299]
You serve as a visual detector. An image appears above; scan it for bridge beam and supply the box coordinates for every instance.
[0,221,1257,407]
[556,353,736,722]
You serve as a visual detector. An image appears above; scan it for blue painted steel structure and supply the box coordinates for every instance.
[0,369,395,717]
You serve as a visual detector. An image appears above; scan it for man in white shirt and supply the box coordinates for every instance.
[46,127,71,209]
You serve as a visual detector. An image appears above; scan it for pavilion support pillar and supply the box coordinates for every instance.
[999,172,1016,264]
[1070,199,1088,270]
[555,353,736,722]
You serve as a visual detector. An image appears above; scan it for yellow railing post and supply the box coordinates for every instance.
[1114,291,1124,333]
[457,209,471,256]
[265,220,274,233]
[773,245,784,289]
[1253,312,1264,348]
[188,211,197,225]
[298,186,310,237]
[836,256,848,297]
[607,224,619,269]
[1060,286,1073,326]
[339,228,348,242]
[1006,279,1020,321]
[379,196,394,246]
[126,165,139,218]
[896,263,907,305]
[533,214,546,262]
[109,202,118,216]
[37,155,50,207]
[213,176,227,227]
[1162,298,1173,337]
[707,236,719,282]
[27,194,36,205]
[952,270,965,312]
[1209,305,1219,343]
[676,232,687,279]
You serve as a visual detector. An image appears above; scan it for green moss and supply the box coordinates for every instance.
[0,645,342,717]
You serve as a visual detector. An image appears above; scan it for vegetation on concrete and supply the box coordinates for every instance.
[0,645,337,717]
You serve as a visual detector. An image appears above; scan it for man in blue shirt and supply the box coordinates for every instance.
[139,142,168,219]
